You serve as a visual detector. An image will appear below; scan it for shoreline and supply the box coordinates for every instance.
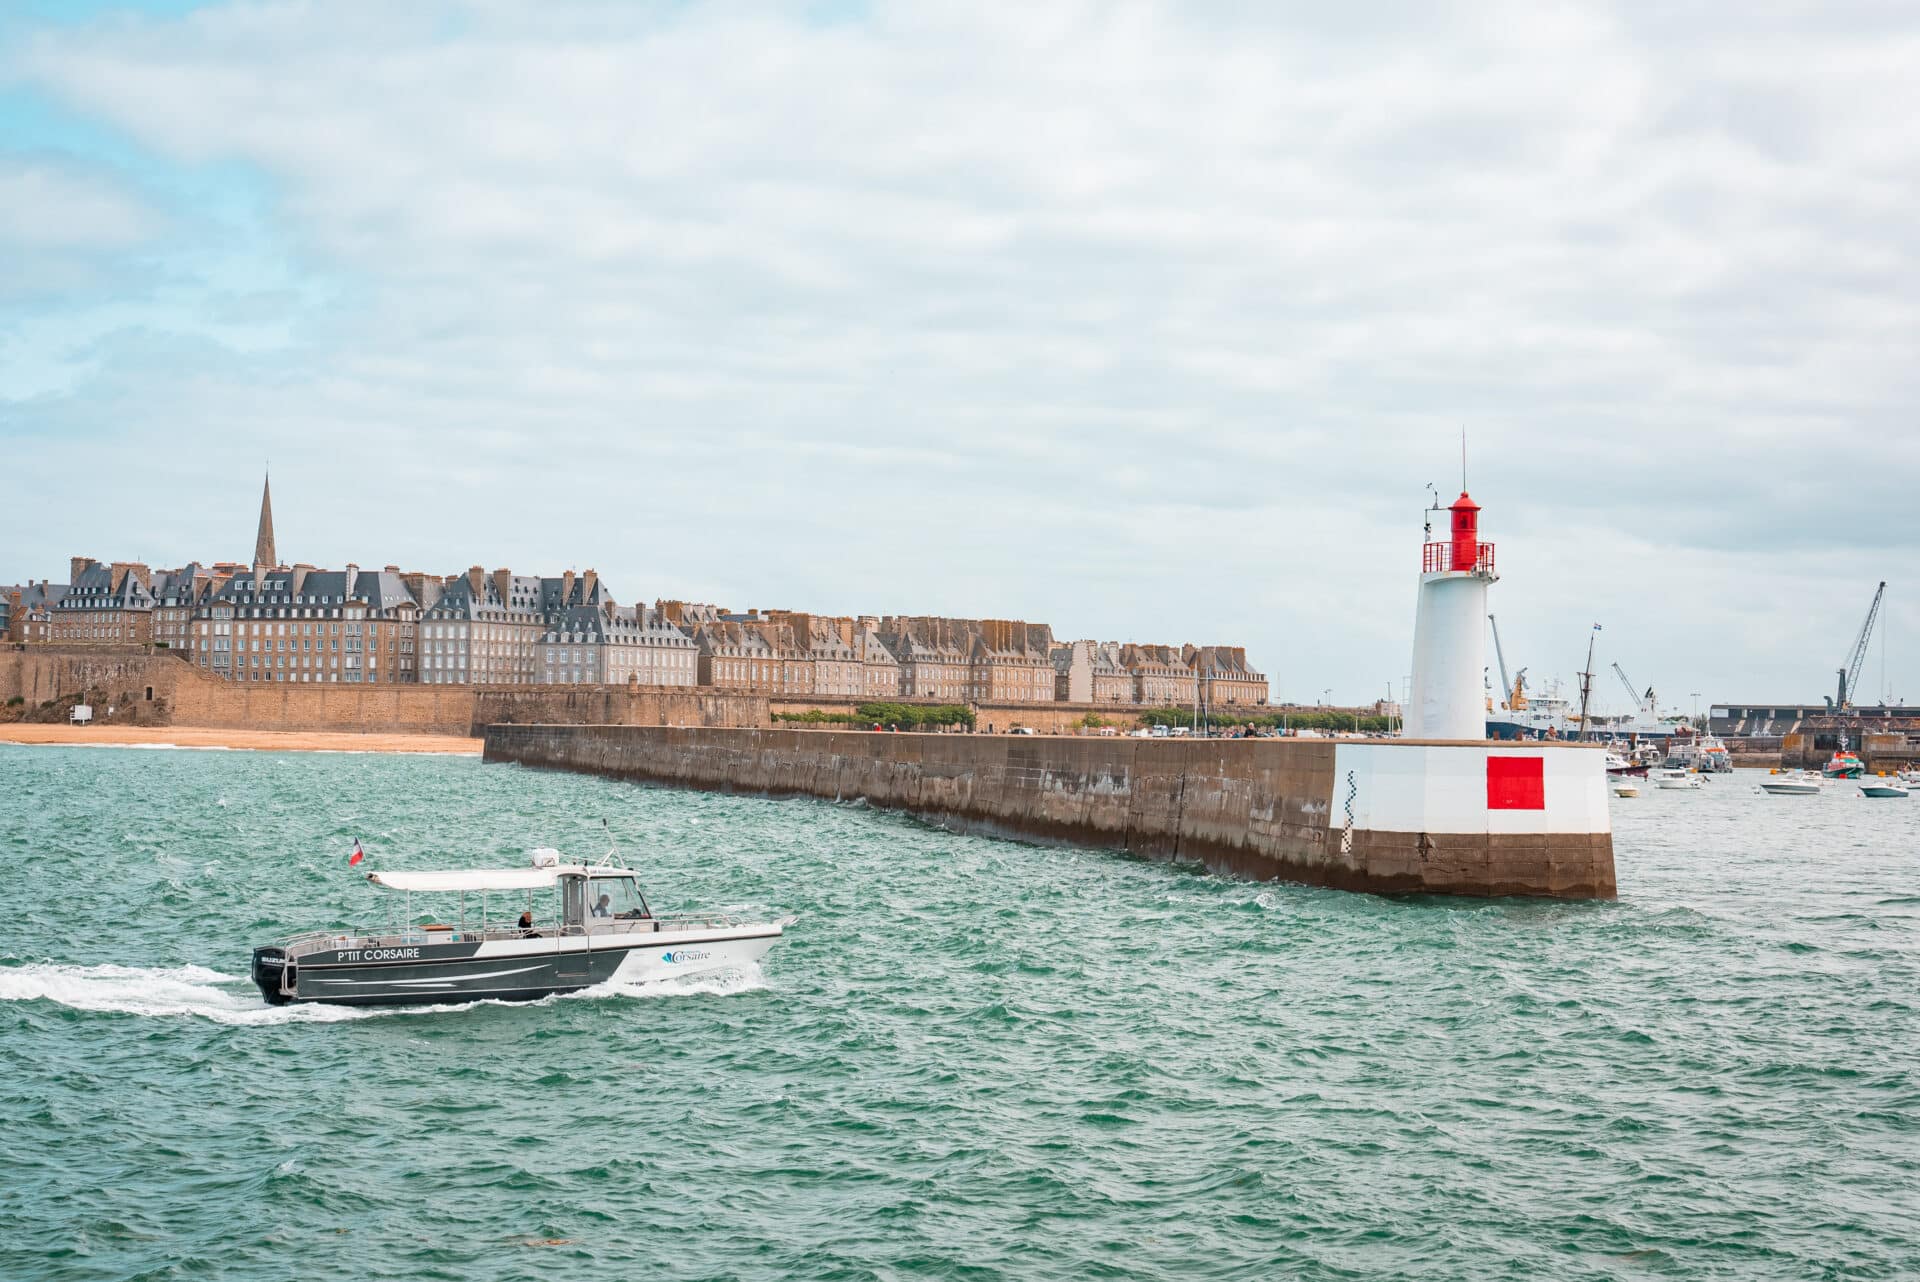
[0,724,482,755]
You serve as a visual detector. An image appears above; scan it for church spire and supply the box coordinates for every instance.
[253,472,277,569]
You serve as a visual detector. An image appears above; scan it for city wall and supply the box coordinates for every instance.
[0,648,766,735]
[482,724,1616,899]
[769,696,1152,734]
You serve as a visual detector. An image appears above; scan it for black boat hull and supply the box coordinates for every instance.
[251,929,777,1007]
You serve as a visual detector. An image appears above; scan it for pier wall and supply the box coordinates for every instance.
[482,724,1616,899]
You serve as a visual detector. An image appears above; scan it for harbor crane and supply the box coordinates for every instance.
[1489,615,1512,710]
[1612,663,1654,717]
[1828,581,1887,711]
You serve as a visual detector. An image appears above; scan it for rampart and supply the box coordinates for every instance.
[0,648,766,735]
[482,724,1616,899]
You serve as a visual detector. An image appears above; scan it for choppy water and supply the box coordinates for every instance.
[2,746,1916,1281]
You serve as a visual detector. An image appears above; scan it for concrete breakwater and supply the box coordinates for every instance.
[483,724,1616,899]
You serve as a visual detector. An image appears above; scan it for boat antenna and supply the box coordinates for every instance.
[599,817,617,867]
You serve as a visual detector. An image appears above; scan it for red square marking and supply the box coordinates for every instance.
[1487,756,1546,810]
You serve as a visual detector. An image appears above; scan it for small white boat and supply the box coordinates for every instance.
[1653,767,1701,790]
[1758,774,1823,796]
[1859,783,1911,799]
[1612,782,1640,798]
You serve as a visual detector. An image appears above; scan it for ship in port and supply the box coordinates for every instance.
[1484,617,1682,744]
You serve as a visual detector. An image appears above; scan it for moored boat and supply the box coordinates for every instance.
[1653,767,1702,790]
[1605,752,1649,779]
[251,848,791,1007]
[1823,749,1866,778]
[1859,782,1911,799]
[1758,773,1823,796]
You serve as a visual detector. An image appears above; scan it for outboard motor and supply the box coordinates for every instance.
[251,947,292,1005]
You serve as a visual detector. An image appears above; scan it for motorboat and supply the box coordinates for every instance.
[1823,749,1866,779]
[1859,782,1911,799]
[1653,767,1702,790]
[251,848,792,1007]
[1697,735,1733,773]
[1604,752,1649,779]
[1611,781,1640,798]
[1758,773,1823,796]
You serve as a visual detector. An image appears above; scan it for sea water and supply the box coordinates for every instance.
[1,746,1915,1281]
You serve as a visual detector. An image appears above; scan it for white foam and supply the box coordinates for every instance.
[0,960,769,1024]
[0,963,376,1025]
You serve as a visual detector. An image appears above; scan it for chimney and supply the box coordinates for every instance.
[582,569,598,603]
[344,563,359,596]
[562,570,575,604]
[384,564,401,573]
[466,566,484,598]
[70,556,92,585]
[493,568,512,607]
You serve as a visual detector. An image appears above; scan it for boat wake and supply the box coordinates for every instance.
[0,960,770,1024]
[0,963,374,1025]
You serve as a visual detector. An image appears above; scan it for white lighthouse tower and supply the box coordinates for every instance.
[1406,491,1497,740]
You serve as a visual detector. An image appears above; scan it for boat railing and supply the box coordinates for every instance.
[588,911,748,937]
[279,913,750,957]
[279,922,594,957]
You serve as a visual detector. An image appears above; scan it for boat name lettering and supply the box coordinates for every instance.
[338,947,422,961]
[662,949,711,964]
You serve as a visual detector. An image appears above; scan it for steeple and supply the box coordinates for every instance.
[253,472,277,569]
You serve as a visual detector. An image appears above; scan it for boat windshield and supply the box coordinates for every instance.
[588,875,649,920]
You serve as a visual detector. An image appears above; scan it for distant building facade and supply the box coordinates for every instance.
[14,476,1271,704]
[1185,644,1269,708]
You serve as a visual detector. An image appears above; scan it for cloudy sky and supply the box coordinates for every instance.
[3,0,1916,711]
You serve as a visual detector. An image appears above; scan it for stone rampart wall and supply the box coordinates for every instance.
[770,695,1149,733]
[482,724,1616,899]
[0,649,767,735]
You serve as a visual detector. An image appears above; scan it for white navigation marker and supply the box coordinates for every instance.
[1406,490,1498,740]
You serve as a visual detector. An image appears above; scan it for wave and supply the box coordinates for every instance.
[0,959,769,1025]
[0,962,376,1025]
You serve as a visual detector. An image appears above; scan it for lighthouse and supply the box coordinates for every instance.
[1406,492,1497,739]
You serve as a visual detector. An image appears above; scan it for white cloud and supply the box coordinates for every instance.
[0,159,154,248]
[5,0,1920,705]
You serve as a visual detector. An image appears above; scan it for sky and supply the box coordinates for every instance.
[2,1,1917,713]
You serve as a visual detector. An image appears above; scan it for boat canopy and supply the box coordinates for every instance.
[368,867,563,893]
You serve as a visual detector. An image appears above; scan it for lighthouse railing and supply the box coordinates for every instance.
[1422,541,1496,575]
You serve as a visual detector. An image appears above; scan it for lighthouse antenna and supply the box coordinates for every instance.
[1461,428,1467,492]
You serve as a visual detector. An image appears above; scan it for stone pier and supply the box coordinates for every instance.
[483,724,1617,899]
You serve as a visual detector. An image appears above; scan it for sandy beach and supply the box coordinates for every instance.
[0,724,482,755]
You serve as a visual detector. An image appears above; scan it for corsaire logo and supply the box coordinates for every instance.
[661,949,712,964]
[1487,756,1546,810]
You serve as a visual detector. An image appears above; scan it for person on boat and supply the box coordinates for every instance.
[592,894,612,918]
[517,909,536,936]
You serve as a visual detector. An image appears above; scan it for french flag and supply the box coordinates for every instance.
[348,838,365,868]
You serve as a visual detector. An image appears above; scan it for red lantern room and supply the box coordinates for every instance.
[1449,492,1480,570]
[1422,492,1495,575]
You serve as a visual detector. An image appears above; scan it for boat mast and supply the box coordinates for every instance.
[1575,624,1600,742]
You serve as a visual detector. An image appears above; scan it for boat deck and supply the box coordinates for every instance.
[278,912,749,959]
